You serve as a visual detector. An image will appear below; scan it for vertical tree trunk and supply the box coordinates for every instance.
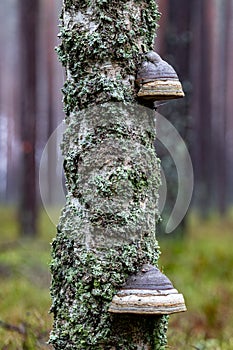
[50,1,168,349]
[0,1,20,202]
[44,0,58,205]
[18,0,39,235]
[154,0,193,236]
[211,0,227,214]
[225,0,233,206]
[190,0,213,215]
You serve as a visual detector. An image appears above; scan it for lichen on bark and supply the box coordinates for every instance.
[50,1,169,349]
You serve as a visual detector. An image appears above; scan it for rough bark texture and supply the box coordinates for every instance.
[50,1,168,349]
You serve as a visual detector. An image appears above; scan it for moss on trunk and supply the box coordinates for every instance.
[50,1,169,349]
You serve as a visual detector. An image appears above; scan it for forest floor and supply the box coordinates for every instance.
[0,206,233,349]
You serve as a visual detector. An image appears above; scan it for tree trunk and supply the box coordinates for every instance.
[50,1,168,349]
[155,0,193,236]
[18,0,39,235]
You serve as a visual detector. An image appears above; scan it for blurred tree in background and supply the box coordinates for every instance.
[0,0,63,235]
[190,0,233,215]
[155,0,233,235]
[155,0,193,237]
[18,0,39,236]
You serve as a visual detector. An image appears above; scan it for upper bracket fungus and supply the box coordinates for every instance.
[136,51,185,101]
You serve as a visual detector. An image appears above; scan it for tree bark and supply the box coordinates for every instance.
[50,1,168,349]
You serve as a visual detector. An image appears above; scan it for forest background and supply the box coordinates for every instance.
[0,0,233,349]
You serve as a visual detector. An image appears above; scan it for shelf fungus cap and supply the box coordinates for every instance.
[108,264,187,315]
[136,51,185,101]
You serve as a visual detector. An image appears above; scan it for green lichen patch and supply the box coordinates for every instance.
[50,101,166,348]
[57,1,160,112]
[50,233,163,349]
[60,104,161,247]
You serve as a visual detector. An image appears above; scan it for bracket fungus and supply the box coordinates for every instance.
[109,264,186,315]
[136,51,185,101]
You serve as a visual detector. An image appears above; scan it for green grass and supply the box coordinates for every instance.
[0,206,233,349]
[159,211,233,349]
[0,207,55,349]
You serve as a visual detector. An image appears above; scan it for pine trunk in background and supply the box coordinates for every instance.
[191,0,229,215]
[18,0,39,235]
[225,0,233,207]
[44,0,58,205]
[37,0,64,207]
[155,0,193,236]
[211,0,228,214]
[50,1,169,349]
[0,1,20,202]
[192,0,214,215]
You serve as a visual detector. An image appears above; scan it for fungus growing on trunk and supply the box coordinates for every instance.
[136,51,184,101]
[109,55,186,319]
[109,264,186,315]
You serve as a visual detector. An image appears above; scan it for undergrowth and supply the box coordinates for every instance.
[0,206,233,349]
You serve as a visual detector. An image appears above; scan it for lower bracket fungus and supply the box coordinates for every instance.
[109,264,186,315]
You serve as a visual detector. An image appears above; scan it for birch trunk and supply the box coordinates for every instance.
[50,1,168,349]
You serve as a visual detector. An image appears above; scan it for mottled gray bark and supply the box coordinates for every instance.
[50,1,168,349]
